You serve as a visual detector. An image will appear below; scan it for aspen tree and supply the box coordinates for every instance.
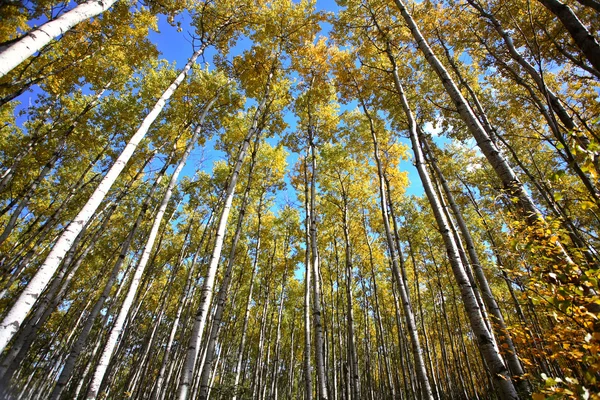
[461,2,600,201]
[177,53,278,400]
[339,173,361,400]
[0,152,151,391]
[422,137,530,394]
[153,203,217,400]
[331,34,434,394]
[302,152,314,400]
[537,0,600,72]
[0,45,210,353]
[197,135,259,400]
[391,0,574,266]
[361,105,434,400]
[292,38,337,400]
[0,0,120,78]
[86,96,218,399]
[388,62,520,399]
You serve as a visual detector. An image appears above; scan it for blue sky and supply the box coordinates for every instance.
[145,0,434,203]
[11,0,449,206]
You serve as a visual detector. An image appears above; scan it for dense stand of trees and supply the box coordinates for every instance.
[0,0,599,398]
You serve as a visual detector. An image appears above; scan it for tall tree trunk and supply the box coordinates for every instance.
[178,66,273,398]
[357,262,375,400]
[537,0,600,72]
[232,194,264,400]
[0,0,120,78]
[368,255,395,398]
[153,211,215,400]
[407,239,440,400]
[307,117,328,400]
[128,219,195,399]
[390,278,412,399]
[269,246,289,400]
[391,0,574,266]
[85,99,216,399]
[287,313,298,400]
[0,44,209,353]
[152,215,209,400]
[197,138,260,400]
[0,150,148,389]
[252,265,273,400]
[303,153,313,400]
[357,93,434,399]
[422,137,530,395]
[375,8,524,392]
[330,249,342,400]
[402,95,518,398]
[47,147,174,400]
[370,9,520,393]
[338,189,360,400]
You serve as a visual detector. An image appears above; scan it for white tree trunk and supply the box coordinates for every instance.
[0,44,206,354]
[197,141,258,400]
[48,148,168,400]
[177,84,271,399]
[85,99,214,399]
[269,258,289,400]
[0,0,120,78]
[383,42,519,397]
[340,191,360,400]
[362,102,434,400]
[308,130,328,400]
[423,138,529,394]
[391,0,569,234]
[232,205,262,400]
[302,152,313,400]
[177,61,275,399]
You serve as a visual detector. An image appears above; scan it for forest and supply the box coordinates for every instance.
[0,0,599,398]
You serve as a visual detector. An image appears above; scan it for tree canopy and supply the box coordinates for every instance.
[0,0,599,399]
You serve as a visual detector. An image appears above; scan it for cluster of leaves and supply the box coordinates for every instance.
[0,0,600,398]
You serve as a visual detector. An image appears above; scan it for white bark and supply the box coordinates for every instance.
[303,152,313,400]
[391,0,575,268]
[382,41,519,397]
[270,259,289,400]
[0,196,120,386]
[0,0,120,78]
[48,149,168,400]
[308,130,328,400]
[197,141,258,400]
[466,0,576,131]
[232,206,262,400]
[152,256,196,399]
[424,138,529,394]
[152,211,215,400]
[177,60,275,399]
[391,0,547,221]
[85,99,214,399]
[177,84,270,399]
[339,187,360,400]
[0,44,206,354]
[362,102,434,400]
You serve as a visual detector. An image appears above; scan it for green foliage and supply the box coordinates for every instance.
[1,0,600,398]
